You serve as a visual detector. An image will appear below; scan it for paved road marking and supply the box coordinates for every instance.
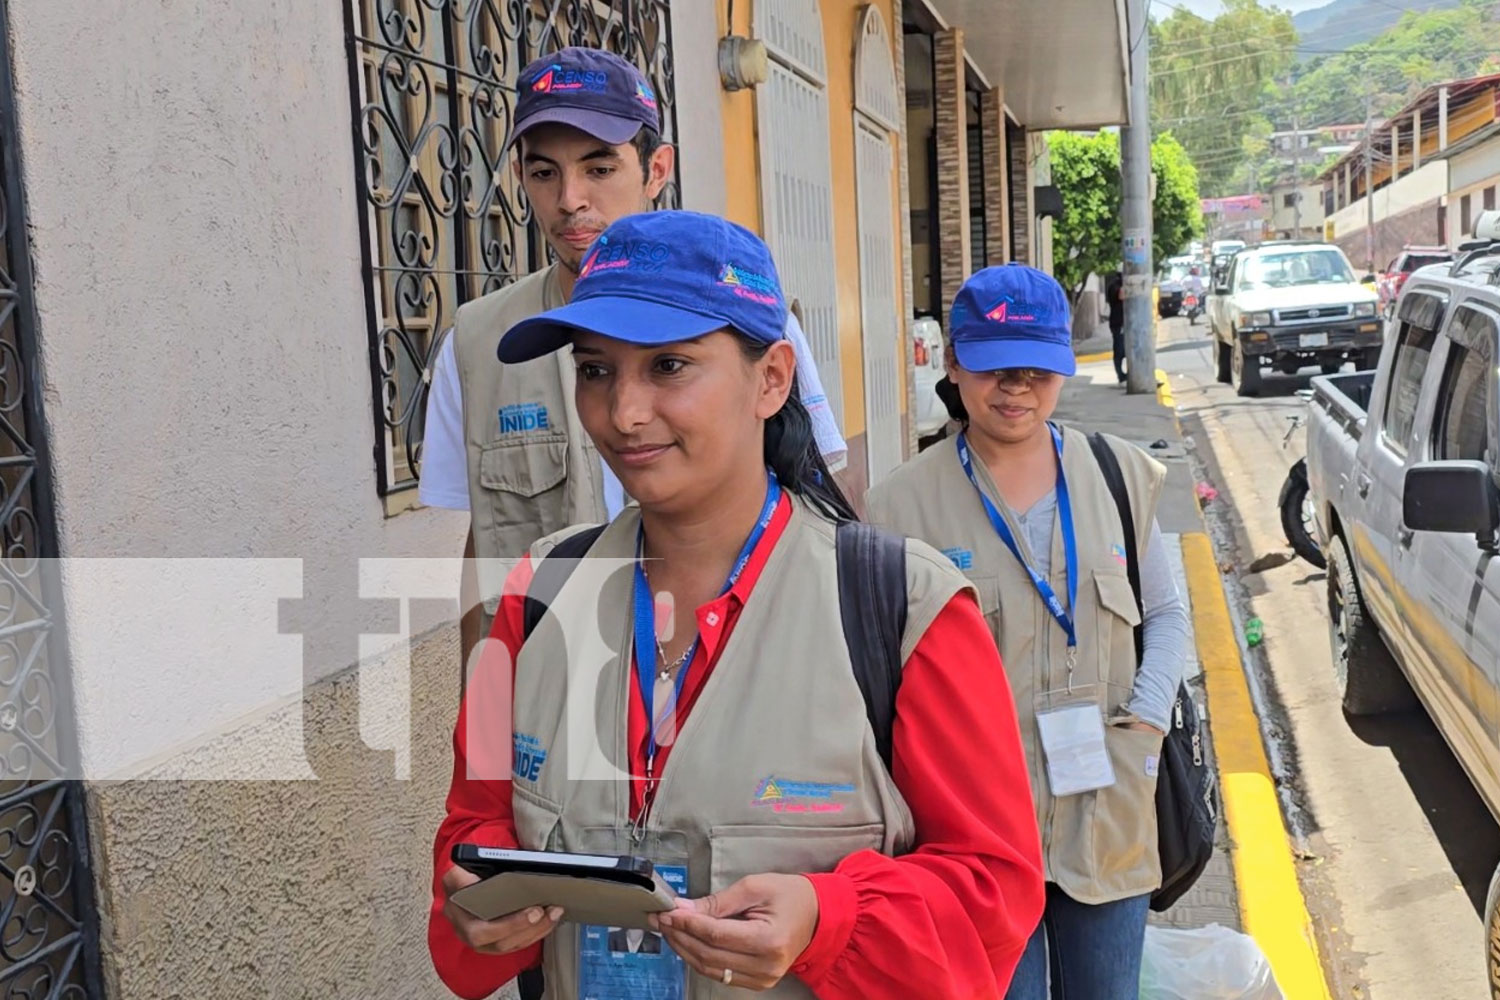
[1182,531,1332,1000]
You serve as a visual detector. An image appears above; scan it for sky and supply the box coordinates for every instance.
[1163,0,1332,16]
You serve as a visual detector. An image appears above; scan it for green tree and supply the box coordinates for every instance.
[1291,0,1500,126]
[1049,131,1204,302]
[1152,134,1205,268]
[1049,131,1122,302]
[1151,0,1298,197]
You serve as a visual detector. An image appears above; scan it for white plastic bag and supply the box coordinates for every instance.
[1139,923,1282,1000]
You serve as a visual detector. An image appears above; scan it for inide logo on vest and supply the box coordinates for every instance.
[498,402,550,434]
[513,732,549,782]
[752,776,856,813]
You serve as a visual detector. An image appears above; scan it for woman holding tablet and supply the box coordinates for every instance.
[428,211,1044,999]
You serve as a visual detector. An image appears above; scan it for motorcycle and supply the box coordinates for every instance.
[1184,291,1203,325]
[1278,389,1325,570]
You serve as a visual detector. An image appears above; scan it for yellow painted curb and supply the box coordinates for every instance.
[1155,369,1176,409]
[1181,531,1332,1000]
[1077,350,1112,364]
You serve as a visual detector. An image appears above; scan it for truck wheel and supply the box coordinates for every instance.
[1216,341,1233,384]
[1232,340,1262,397]
[1320,359,1344,375]
[1356,347,1381,371]
[1485,863,1500,999]
[1326,534,1416,716]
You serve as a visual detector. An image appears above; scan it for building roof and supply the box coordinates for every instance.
[1318,73,1500,181]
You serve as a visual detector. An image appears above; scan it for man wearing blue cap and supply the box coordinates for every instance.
[416,47,847,672]
[868,264,1189,1000]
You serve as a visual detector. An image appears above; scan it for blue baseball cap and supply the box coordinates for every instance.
[949,264,1076,376]
[509,47,661,150]
[498,211,787,363]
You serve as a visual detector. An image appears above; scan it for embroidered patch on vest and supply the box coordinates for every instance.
[1111,543,1129,567]
[752,776,855,814]
[941,547,974,571]
[498,402,550,434]
[513,732,548,781]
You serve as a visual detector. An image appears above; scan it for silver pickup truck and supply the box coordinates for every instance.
[1305,253,1500,993]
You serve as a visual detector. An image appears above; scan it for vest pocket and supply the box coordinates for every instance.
[1090,723,1163,895]
[512,785,563,851]
[478,438,570,549]
[1094,569,1143,689]
[964,573,1002,629]
[707,822,885,895]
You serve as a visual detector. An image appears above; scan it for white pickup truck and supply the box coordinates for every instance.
[1209,241,1382,397]
[1305,242,1500,996]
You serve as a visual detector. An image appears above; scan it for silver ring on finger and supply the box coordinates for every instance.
[721,967,734,985]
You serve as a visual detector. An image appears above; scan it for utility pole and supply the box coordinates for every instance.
[1121,0,1155,395]
[1364,91,1376,274]
[1291,111,1303,236]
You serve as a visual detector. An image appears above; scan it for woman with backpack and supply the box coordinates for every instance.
[867,265,1190,1000]
[428,212,1045,1000]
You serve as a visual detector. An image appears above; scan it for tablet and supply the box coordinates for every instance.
[449,845,678,928]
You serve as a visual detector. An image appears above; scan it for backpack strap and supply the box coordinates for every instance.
[1088,432,1145,664]
[836,521,908,770]
[522,524,609,641]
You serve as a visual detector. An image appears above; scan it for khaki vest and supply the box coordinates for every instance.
[867,427,1166,905]
[510,501,967,998]
[454,265,607,609]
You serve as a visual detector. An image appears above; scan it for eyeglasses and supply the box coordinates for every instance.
[984,367,1056,384]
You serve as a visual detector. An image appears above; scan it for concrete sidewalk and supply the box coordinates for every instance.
[1055,359,1240,934]
[1057,355,1332,998]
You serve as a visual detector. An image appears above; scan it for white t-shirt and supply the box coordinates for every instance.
[417,312,849,513]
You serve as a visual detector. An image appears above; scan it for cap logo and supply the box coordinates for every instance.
[579,236,672,282]
[718,264,779,306]
[634,80,657,110]
[985,298,1039,323]
[531,64,608,94]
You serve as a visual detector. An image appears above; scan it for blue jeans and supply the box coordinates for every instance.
[1004,885,1151,1000]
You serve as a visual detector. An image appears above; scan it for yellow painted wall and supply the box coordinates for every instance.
[720,2,761,232]
[718,0,910,442]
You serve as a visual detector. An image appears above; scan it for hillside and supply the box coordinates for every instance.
[1295,0,1461,53]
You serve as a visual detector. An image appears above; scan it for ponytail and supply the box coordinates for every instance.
[741,340,857,523]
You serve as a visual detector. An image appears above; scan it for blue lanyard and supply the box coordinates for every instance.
[956,425,1079,650]
[631,472,782,769]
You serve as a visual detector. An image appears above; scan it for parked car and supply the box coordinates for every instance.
[1304,219,1500,998]
[1157,256,1195,318]
[1378,246,1455,317]
[1209,241,1382,396]
[911,314,949,448]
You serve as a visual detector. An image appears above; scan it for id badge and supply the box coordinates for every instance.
[578,862,688,1000]
[1034,686,1116,797]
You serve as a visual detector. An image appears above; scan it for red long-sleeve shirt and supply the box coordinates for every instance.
[430,498,1044,999]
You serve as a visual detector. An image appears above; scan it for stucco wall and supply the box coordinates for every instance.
[5,0,488,993]
[7,0,470,772]
[86,626,478,999]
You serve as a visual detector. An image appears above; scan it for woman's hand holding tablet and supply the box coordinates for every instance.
[441,864,564,957]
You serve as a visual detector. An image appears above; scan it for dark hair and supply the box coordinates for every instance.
[631,127,663,175]
[936,375,969,424]
[739,340,857,523]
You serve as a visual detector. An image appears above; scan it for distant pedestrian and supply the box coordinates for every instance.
[1105,268,1126,383]
[868,264,1190,1000]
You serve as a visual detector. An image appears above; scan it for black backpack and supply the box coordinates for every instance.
[1087,433,1219,913]
[515,520,908,1000]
